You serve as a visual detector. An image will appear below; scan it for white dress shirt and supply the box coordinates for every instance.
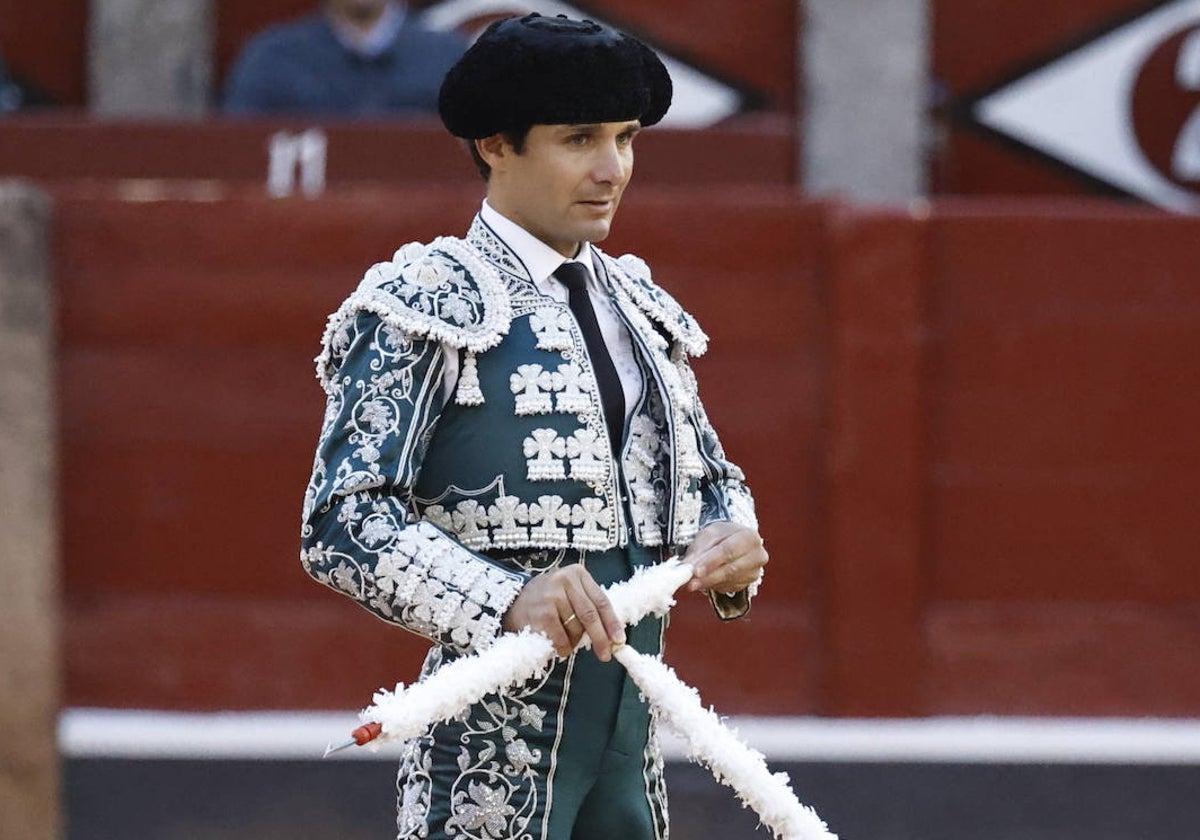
[440,201,644,417]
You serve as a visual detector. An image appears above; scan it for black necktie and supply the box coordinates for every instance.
[553,262,625,454]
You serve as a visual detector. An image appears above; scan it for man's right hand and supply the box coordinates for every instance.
[502,565,627,662]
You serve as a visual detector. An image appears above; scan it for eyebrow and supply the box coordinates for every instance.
[562,122,642,132]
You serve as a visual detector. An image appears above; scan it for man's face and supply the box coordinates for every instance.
[326,0,389,24]
[484,121,641,258]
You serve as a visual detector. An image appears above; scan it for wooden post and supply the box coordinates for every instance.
[801,0,931,200]
[0,181,59,838]
[89,0,213,116]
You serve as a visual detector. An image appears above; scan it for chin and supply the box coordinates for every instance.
[580,220,613,244]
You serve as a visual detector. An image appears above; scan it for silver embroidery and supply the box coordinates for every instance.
[565,427,608,483]
[457,352,485,406]
[510,363,556,415]
[529,306,575,352]
[523,429,567,481]
[396,738,433,838]
[552,362,593,415]
[606,251,708,357]
[570,497,613,550]
[452,500,492,550]
[440,663,555,839]
[487,495,531,548]
[528,494,571,546]
[315,237,512,393]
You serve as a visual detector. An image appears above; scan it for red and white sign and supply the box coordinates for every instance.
[972,0,1200,211]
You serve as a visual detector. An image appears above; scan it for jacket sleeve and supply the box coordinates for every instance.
[679,353,763,620]
[300,311,528,655]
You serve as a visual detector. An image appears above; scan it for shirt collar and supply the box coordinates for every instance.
[479,200,596,291]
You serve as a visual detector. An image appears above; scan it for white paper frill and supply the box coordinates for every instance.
[359,557,837,840]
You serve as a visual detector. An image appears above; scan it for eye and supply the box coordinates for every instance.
[566,133,590,147]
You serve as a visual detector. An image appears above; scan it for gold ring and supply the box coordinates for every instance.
[564,613,578,626]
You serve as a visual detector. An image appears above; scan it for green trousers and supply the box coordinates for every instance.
[395,544,669,840]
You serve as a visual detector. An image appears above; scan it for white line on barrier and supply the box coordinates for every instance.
[58,709,1200,764]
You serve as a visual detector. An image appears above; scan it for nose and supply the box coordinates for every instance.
[591,139,629,185]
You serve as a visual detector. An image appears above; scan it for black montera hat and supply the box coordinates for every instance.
[438,13,673,139]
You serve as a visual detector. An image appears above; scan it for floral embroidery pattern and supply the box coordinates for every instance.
[396,737,433,838]
[438,664,557,840]
[528,494,571,546]
[565,427,607,482]
[315,237,512,394]
[607,252,709,357]
[302,314,527,656]
[509,361,596,419]
[624,411,668,547]
[571,497,613,550]
[302,518,523,652]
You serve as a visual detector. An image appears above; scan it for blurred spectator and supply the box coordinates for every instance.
[223,0,467,117]
[0,36,56,113]
[0,45,23,113]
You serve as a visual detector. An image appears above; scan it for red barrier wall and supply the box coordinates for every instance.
[0,118,796,187]
[54,187,1200,717]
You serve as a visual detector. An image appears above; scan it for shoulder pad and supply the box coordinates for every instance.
[602,252,708,356]
[315,237,511,388]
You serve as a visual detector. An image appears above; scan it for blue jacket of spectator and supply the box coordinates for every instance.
[0,47,21,113]
[222,8,466,117]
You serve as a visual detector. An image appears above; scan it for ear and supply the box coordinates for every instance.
[475,134,510,173]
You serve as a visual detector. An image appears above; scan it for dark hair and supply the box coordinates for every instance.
[467,127,532,181]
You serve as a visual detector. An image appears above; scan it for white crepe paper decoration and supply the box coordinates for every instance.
[359,557,836,839]
[614,644,837,840]
[363,560,694,742]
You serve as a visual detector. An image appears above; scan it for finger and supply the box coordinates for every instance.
[690,533,767,591]
[680,527,723,568]
[558,605,585,649]
[578,571,626,647]
[563,582,612,661]
[563,574,625,662]
[687,535,739,591]
[539,601,575,658]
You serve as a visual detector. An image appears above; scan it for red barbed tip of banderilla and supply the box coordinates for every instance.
[323,721,383,758]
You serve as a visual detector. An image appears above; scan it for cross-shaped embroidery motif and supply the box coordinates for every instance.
[570,497,612,549]
[553,363,593,414]
[529,307,574,351]
[452,500,491,549]
[566,427,608,482]
[510,364,556,415]
[523,429,567,480]
[528,495,571,545]
[487,495,530,547]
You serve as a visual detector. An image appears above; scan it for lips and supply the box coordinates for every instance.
[578,198,616,211]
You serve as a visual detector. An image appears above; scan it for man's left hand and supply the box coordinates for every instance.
[682,521,768,594]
